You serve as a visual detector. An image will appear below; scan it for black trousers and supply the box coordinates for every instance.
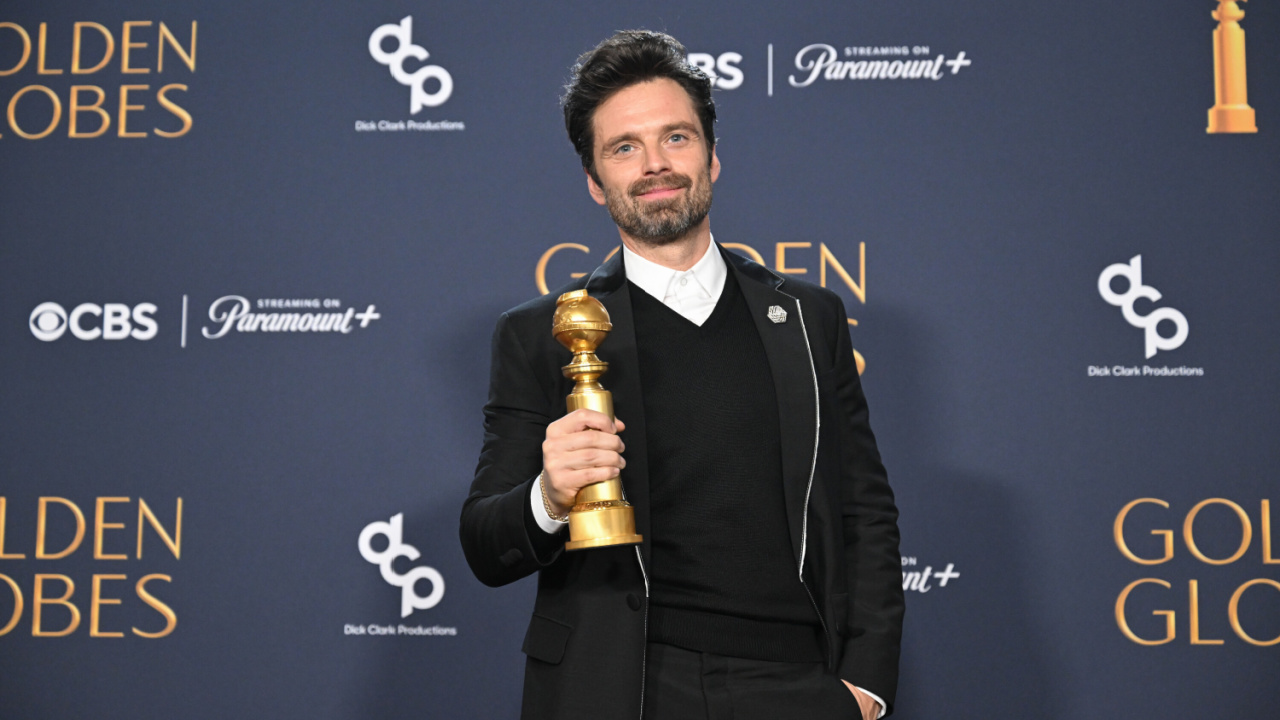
[642,642,862,720]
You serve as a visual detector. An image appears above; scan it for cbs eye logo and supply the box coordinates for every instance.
[29,302,158,342]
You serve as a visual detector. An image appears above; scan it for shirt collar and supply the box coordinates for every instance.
[622,235,728,303]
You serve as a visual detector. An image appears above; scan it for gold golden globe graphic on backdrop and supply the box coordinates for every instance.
[1208,0,1258,133]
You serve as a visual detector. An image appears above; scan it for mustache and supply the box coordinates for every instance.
[629,174,692,197]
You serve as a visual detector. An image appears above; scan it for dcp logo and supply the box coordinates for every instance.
[369,16,453,113]
[358,513,445,617]
[1098,255,1189,358]
[29,302,158,342]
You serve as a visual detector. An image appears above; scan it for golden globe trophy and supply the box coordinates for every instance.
[1207,0,1257,133]
[552,289,643,551]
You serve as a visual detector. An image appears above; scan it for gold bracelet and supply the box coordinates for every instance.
[539,470,569,523]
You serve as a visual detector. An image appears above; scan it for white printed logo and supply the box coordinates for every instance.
[358,513,445,617]
[29,301,158,342]
[1098,256,1189,359]
[369,16,453,113]
[688,52,744,90]
[200,296,379,339]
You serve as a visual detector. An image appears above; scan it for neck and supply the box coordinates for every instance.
[618,219,712,272]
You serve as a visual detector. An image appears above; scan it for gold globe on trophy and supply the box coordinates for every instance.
[552,290,643,551]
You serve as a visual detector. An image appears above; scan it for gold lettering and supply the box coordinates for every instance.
[820,242,866,303]
[7,85,63,140]
[1114,498,1173,565]
[71,22,114,74]
[94,497,129,560]
[32,574,80,637]
[721,243,764,266]
[1115,578,1175,645]
[0,498,26,559]
[154,83,192,138]
[775,242,810,275]
[0,22,32,76]
[90,574,126,638]
[1228,578,1280,646]
[137,498,182,560]
[0,574,21,635]
[120,21,152,74]
[68,85,110,138]
[535,243,589,295]
[1263,500,1276,564]
[157,21,197,73]
[36,23,63,75]
[117,84,148,138]
[35,497,85,559]
[1184,498,1251,565]
[133,574,177,638]
[1188,579,1223,645]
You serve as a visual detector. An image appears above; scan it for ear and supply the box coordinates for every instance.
[709,145,721,184]
[586,168,607,206]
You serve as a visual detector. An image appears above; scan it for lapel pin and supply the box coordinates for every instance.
[767,305,788,324]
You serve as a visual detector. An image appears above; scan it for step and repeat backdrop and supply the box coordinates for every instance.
[2,2,1276,718]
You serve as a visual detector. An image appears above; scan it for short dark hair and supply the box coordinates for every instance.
[562,30,717,179]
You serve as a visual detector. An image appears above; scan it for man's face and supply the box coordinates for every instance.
[586,78,720,245]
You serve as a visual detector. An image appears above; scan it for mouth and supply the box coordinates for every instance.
[636,186,685,201]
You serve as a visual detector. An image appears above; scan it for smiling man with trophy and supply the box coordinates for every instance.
[460,30,904,720]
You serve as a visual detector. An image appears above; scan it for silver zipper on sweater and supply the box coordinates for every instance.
[780,289,831,655]
[778,291,821,580]
[635,546,649,720]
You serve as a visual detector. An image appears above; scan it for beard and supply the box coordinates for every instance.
[601,166,714,246]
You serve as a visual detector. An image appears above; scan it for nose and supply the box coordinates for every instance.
[641,145,671,175]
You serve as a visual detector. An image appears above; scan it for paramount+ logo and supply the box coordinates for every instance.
[29,301,157,342]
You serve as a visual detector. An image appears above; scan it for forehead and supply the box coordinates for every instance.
[592,78,700,144]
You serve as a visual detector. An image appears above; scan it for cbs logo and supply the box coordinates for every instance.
[29,302,158,342]
[688,52,744,90]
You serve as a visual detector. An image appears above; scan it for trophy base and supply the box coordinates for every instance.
[565,533,644,551]
[564,503,643,551]
[1207,105,1258,133]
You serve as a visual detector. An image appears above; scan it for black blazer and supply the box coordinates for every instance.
[460,244,904,720]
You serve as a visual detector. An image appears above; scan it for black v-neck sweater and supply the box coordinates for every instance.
[629,270,821,662]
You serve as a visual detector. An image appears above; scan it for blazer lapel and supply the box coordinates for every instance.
[724,247,818,568]
[586,250,652,560]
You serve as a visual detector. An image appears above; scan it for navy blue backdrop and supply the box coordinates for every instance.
[2,2,1277,718]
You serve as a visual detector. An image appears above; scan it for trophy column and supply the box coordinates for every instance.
[552,290,643,551]
[1207,0,1257,133]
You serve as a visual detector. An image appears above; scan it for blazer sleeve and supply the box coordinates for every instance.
[459,311,565,587]
[826,295,905,713]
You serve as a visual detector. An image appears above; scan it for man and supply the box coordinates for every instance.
[460,30,903,720]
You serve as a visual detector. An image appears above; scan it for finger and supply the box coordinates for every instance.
[547,408,617,437]
[614,416,626,433]
[551,449,625,474]
[550,430,625,453]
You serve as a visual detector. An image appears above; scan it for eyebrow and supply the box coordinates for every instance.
[600,121,700,152]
